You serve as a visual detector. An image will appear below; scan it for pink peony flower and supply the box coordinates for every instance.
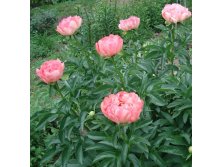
[101,91,144,124]
[36,59,65,84]
[118,16,140,31]
[56,16,82,36]
[162,3,191,23]
[95,34,123,57]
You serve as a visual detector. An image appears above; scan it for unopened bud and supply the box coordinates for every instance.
[89,111,95,117]
[188,146,192,153]
[122,31,127,35]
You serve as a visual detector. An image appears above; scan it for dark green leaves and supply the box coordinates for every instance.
[36,113,58,131]
[149,151,165,167]
[87,131,107,141]
[128,154,141,167]
[148,93,167,106]
[121,143,129,164]
[76,145,83,164]
[159,145,187,158]
[92,151,116,164]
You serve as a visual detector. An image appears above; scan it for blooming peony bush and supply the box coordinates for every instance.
[31,1,192,167]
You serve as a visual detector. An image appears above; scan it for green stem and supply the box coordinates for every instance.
[114,0,117,14]
[170,24,176,76]
[84,7,92,46]
[118,124,128,141]
[111,58,125,90]
[55,82,65,99]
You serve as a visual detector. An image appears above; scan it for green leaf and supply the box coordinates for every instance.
[140,72,148,93]
[161,111,174,124]
[137,63,151,73]
[172,110,183,119]
[133,136,151,146]
[36,114,58,131]
[155,24,168,31]
[76,145,83,164]
[161,84,177,91]
[178,103,192,111]
[93,151,116,163]
[60,116,75,130]
[62,146,72,165]
[116,154,122,167]
[99,159,114,167]
[133,143,149,154]
[67,159,85,167]
[40,146,60,164]
[87,131,107,141]
[159,145,186,157]
[92,84,113,95]
[63,80,72,92]
[183,112,189,123]
[85,143,114,151]
[149,151,165,167]
[163,134,187,146]
[80,112,87,130]
[134,120,153,130]
[128,154,141,167]
[148,93,167,106]
[122,143,128,164]
[167,99,183,108]
[181,133,191,144]
[49,84,56,97]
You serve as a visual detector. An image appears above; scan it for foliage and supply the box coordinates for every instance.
[30,33,62,59]
[31,0,72,8]
[31,0,192,166]
[31,9,57,34]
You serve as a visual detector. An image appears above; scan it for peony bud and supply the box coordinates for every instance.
[89,111,95,117]
[188,146,192,153]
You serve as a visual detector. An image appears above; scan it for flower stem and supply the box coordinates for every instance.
[118,124,128,141]
[112,58,125,90]
[55,82,65,99]
[170,24,176,76]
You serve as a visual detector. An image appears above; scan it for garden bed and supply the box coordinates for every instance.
[31,0,192,166]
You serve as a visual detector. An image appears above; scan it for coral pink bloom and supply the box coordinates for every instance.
[36,59,65,84]
[101,91,144,124]
[162,3,191,23]
[118,16,140,31]
[95,34,123,57]
[56,16,82,36]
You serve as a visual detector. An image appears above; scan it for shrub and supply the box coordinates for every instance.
[31,23,192,167]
